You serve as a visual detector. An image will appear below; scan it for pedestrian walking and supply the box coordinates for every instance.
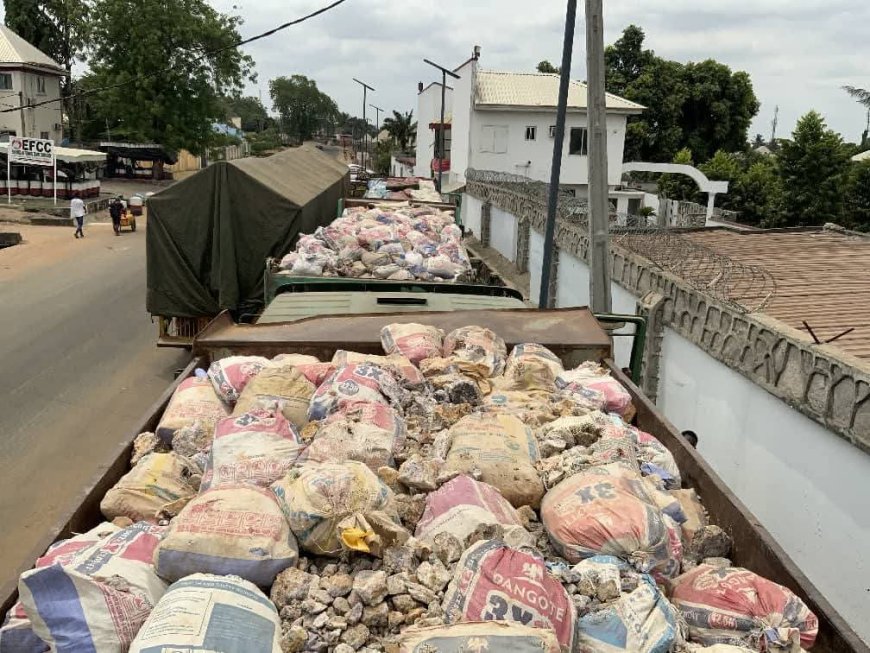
[109,196,124,236]
[70,193,86,238]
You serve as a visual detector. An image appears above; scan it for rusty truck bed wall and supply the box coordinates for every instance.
[193,308,612,368]
[2,309,865,652]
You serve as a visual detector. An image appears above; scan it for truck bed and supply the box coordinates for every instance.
[2,307,865,652]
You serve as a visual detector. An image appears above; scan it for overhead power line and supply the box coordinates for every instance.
[0,0,350,114]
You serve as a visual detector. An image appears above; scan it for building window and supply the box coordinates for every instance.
[525,126,536,141]
[0,73,12,90]
[549,125,557,138]
[36,76,46,94]
[479,125,509,154]
[40,131,49,140]
[569,127,588,155]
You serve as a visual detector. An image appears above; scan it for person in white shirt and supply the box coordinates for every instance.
[70,193,86,238]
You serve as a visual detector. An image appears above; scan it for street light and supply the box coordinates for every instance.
[423,58,459,193]
[353,77,375,171]
[370,104,384,132]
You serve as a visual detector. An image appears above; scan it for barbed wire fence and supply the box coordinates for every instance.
[465,169,776,313]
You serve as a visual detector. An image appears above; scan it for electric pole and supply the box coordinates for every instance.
[353,78,374,171]
[423,59,460,193]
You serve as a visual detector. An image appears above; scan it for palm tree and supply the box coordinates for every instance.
[844,86,870,108]
[382,110,417,153]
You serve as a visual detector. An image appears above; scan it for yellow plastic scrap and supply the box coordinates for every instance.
[341,526,376,552]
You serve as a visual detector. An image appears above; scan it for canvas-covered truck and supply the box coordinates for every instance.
[1,306,865,652]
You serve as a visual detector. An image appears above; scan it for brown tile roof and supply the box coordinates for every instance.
[683,229,870,361]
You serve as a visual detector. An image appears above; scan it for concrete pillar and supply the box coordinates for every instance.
[705,193,717,225]
[480,202,492,247]
[516,219,531,274]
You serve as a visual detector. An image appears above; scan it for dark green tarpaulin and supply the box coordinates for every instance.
[146,145,349,318]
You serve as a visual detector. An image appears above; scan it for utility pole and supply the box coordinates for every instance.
[585,0,611,312]
[353,78,374,171]
[770,105,779,145]
[18,91,26,137]
[538,0,577,309]
[423,59,460,193]
[370,104,383,133]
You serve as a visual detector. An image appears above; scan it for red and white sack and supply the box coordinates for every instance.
[101,452,199,522]
[443,325,508,377]
[670,565,818,651]
[395,622,561,652]
[271,353,320,367]
[416,475,530,546]
[207,356,272,404]
[380,322,444,364]
[155,376,229,443]
[500,343,565,391]
[19,522,167,653]
[296,362,337,387]
[0,523,118,653]
[154,485,298,587]
[332,350,425,387]
[541,464,683,579]
[233,364,316,429]
[308,363,404,421]
[201,406,306,490]
[556,362,633,417]
[442,539,576,651]
[306,401,406,471]
[129,574,281,653]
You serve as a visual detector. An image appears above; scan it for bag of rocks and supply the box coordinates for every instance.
[541,463,683,580]
[201,405,306,490]
[306,401,406,471]
[271,461,406,557]
[556,362,633,418]
[498,343,565,392]
[670,564,818,651]
[19,523,167,653]
[332,350,425,387]
[207,355,272,404]
[442,539,576,651]
[380,322,444,364]
[443,413,544,508]
[308,363,404,422]
[101,452,199,522]
[154,485,298,587]
[129,574,281,653]
[416,475,531,548]
[234,364,315,429]
[393,622,561,652]
[156,376,229,443]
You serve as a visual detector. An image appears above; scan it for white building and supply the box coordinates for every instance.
[414,81,454,179]
[0,25,65,142]
[416,49,644,197]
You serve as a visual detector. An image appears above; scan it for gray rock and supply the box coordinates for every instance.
[328,615,348,630]
[341,624,370,650]
[397,454,440,491]
[346,602,363,625]
[322,563,338,576]
[386,573,406,596]
[687,525,733,561]
[361,602,389,628]
[415,561,451,592]
[301,599,328,615]
[382,546,415,574]
[390,594,417,612]
[404,581,437,605]
[394,494,427,530]
[538,437,568,459]
[465,522,504,547]
[334,645,356,653]
[272,568,318,609]
[347,590,362,607]
[353,571,388,606]
[312,612,329,630]
[279,626,307,653]
[325,573,354,598]
[333,596,351,615]
[432,532,463,564]
[308,588,333,605]
[388,610,405,629]
[279,604,302,622]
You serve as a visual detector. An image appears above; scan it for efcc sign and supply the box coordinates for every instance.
[10,137,54,166]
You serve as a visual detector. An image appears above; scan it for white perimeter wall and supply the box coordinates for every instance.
[462,194,482,237]
[659,331,870,639]
[489,206,517,263]
[468,194,870,641]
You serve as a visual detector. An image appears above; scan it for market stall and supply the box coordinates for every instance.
[0,142,105,200]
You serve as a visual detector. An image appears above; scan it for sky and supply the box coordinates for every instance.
[0,1,867,142]
[205,0,870,144]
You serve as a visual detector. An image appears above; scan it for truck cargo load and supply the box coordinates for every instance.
[146,145,349,323]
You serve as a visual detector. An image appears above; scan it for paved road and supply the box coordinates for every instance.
[0,218,187,587]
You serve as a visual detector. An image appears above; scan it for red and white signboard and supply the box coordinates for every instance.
[10,137,54,166]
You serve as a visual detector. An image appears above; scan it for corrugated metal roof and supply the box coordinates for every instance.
[475,70,644,113]
[683,229,870,362]
[0,25,63,72]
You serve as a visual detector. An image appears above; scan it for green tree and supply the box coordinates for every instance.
[657,148,700,202]
[698,150,743,210]
[222,96,269,132]
[270,75,338,144]
[843,86,870,109]
[733,158,784,226]
[84,0,253,154]
[778,111,849,226]
[844,160,870,230]
[604,25,759,163]
[536,60,560,74]
[382,110,416,153]
[373,139,392,176]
